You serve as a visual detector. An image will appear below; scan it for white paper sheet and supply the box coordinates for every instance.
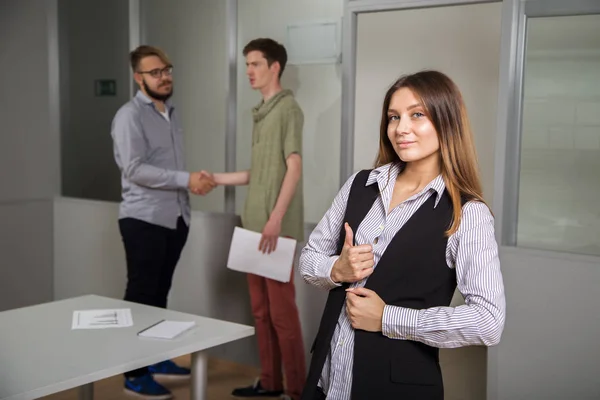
[138,320,196,339]
[226,227,296,283]
[71,308,133,329]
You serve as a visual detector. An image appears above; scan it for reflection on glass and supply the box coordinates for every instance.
[517,15,600,256]
[59,0,129,202]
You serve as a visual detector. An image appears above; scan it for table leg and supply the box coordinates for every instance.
[190,350,208,400]
[78,383,93,400]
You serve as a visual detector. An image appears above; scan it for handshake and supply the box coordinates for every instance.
[188,170,216,196]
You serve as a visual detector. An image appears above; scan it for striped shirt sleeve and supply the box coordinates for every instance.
[299,172,359,291]
[381,201,506,347]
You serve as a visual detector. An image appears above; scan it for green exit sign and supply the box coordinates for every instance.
[95,79,117,96]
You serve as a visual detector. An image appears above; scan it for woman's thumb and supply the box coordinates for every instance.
[344,223,354,247]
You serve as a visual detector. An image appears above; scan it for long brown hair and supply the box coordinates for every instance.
[375,70,487,235]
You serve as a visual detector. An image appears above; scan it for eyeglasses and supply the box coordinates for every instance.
[137,66,173,79]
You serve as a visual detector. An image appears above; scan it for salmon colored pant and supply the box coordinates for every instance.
[247,266,306,400]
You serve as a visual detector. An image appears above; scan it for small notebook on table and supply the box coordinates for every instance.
[137,320,196,339]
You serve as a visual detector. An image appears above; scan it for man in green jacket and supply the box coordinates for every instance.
[203,38,305,400]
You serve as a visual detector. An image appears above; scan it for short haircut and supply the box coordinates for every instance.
[243,38,287,78]
[129,45,172,72]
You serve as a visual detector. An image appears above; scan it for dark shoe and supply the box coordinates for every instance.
[231,378,284,397]
[149,359,190,380]
[124,374,173,399]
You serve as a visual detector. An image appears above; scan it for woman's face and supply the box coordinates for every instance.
[386,87,440,166]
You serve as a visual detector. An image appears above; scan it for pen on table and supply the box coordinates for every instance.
[137,319,165,335]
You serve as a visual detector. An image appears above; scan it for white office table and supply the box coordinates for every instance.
[0,295,254,400]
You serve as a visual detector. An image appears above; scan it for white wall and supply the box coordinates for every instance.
[58,0,128,203]
[354,4,502,399]
[141,0,228,214]
[0,200,54,312]
[354,3,502,203]
[495,247,600,400]
[0,0,59,311]
[53,198,126,301]
[236,0,343,224]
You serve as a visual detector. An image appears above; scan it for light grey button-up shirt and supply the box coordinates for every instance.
[111,90,190,229]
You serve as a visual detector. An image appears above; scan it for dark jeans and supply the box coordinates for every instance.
[119,216,189,378]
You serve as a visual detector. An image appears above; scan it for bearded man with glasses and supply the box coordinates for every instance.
[110,45,215,399]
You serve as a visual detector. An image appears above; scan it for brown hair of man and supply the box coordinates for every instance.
[375,70,488,236]
[129,45,172,72]
[243,38,288,78]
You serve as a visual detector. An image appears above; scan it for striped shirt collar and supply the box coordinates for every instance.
[366,162,446,208]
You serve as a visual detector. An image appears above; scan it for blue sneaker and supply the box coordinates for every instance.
[124,374,172,399]
[149,359,191,380]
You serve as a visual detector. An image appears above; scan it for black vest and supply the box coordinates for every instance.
[302,169,459,400]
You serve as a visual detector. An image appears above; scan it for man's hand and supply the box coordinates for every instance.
[330,223,375,283]
[345,287,385,332]
[200,170,213,181]
[259,217,282,254]
[188,171,216,195]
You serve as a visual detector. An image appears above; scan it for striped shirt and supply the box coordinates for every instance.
[299,162,506,399]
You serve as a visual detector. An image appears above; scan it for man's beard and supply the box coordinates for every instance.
[143,79,173,102]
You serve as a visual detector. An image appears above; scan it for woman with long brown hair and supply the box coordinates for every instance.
[299,70,506,400]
